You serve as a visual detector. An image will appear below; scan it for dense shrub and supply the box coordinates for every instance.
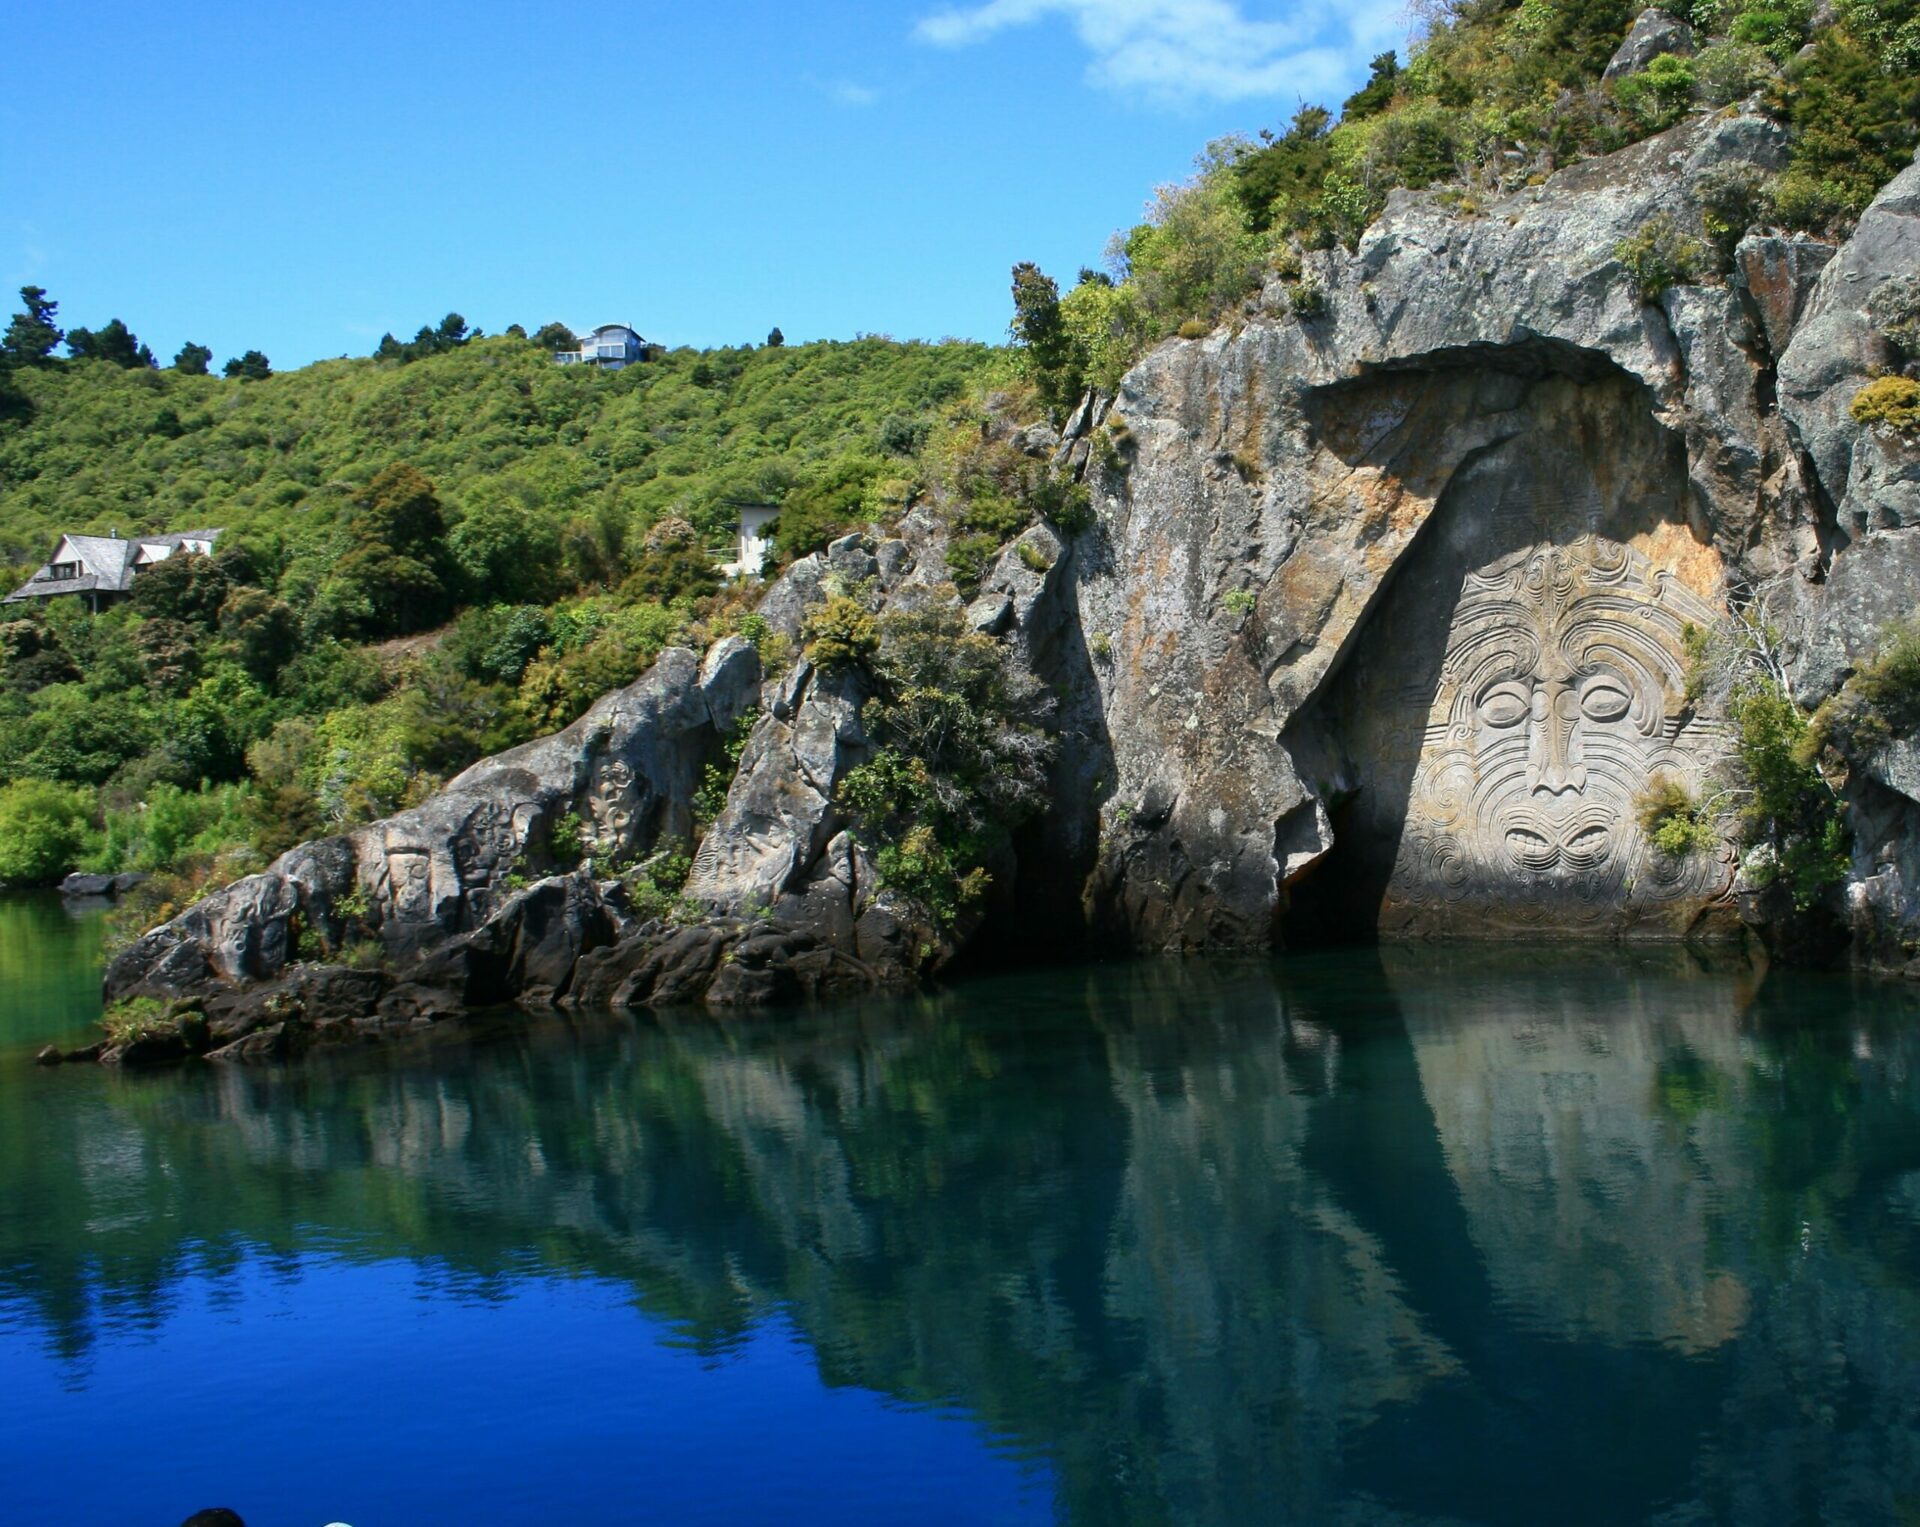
[1615,54,1699,131]
[1614,214,1714,300]
[1111,162,1267,336]
[773,454,886,561]
[1771,30,1920,228]
[1837,0,1920,70]
[0,778,94,883]
[836,607,1053,926]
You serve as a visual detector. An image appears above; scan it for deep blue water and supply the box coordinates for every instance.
[7,893,1920,1524]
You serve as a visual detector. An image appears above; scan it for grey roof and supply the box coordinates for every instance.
[4,574,101,603]
[63,535,137,591]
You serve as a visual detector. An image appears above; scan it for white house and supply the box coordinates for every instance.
[554,324,653,370]
[5,529,222,612]
[719,505,779,579]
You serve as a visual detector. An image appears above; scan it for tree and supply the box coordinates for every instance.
[217,587,299,680]
[1009,262,1081,419]
[352,464,448,559]
[314,464,452,636]
[131,551,231,627]
[447,494,563,604]
[377,312,476,364]
[66,318,155,368]
[222,349,271,380]
[2,286,62,366]
[1229,104,1333,235]
[0,779,94,884]
[173,341,212,375]
[766,326,785,347]
[1342,51,1400,119]
[532,321,575,351]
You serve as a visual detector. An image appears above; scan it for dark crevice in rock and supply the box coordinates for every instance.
[1337,334,1650,390]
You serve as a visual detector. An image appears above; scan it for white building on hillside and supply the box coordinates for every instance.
[554,324,653,370]
[719,505,779,579]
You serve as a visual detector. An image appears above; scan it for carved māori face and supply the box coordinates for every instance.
[1388,536,1729,923]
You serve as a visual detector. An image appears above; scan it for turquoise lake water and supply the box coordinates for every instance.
[6,892,1920,1524]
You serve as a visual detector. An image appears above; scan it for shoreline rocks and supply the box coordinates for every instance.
[76,124,1920,1065]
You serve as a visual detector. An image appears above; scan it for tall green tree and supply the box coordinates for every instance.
[1009,262,1082,420]
[173,341,212,375]
[2,287,62,366]
[222,349,272,381]
[66,318,155,369]
[314,464,453,637]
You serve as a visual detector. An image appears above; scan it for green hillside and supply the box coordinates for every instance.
[0,335,996,575]
[0,333,1009,895]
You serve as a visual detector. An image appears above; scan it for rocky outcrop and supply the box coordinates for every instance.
[1062,111,1821,951]
[93,118,1920,1059]
[106,639,764,1009]
[102,526,1004,1046]
[1604,8,1697,80]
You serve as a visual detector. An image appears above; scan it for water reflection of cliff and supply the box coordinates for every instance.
[7,953,1920,1524]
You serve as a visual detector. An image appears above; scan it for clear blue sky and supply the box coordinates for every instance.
[6,1,1406,370]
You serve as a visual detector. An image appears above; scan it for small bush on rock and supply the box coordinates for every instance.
[621,850,694,924]
[801,595,879,670]
[1692,39,1777,104]
[1806,617,1920,756]
[1696,163,1775,261]
[100,996,170,1047]
[1636,775,1721,855]
[1614,54,1699,132]
[836,606,1054,928]
[1850,376,1920,435]
[1289,280,1329,318]
[1729,679,1850,907]
[1614,214,1713,301]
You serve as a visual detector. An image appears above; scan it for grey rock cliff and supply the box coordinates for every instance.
[100,119,1920,1052]
[106,641,758,1006]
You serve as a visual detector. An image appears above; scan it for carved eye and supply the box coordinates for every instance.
[1478,682,1530,728]
[1579,678,1631,722]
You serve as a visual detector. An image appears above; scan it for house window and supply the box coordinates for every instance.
[46,561,80,581]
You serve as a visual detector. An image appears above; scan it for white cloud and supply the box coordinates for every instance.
[914,0,1407,106]
[808,76,881,107]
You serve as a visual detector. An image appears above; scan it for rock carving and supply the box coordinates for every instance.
[1383,536,1734,932]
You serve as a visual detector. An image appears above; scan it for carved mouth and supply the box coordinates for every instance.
[1504,827,1560,872]
[1562,824,1611,869]
[1502,822,1614,873]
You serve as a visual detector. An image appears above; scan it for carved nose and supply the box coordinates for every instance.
[1528,684,1587,796]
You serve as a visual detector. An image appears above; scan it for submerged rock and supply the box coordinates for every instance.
[60,870,147,900]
